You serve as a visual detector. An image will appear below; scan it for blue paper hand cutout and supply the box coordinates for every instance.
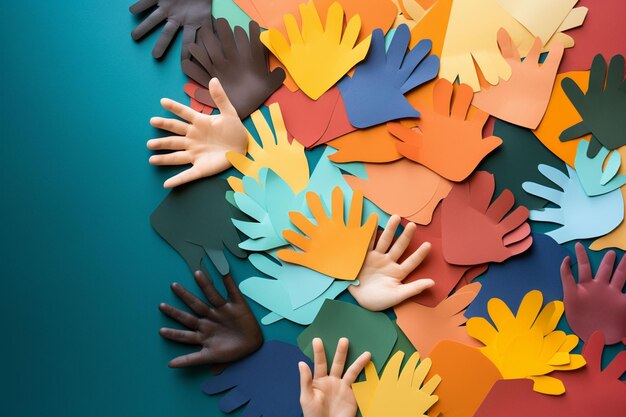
[522,164,625,243]
[202,340,312,417]
[466,233,569,320]
[239,253,351,325]
[574,140,626,196]
[338,25,439,128]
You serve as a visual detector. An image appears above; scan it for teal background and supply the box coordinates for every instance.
[1,1,623,416]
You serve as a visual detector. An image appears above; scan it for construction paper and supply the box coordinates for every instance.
[201,340,312,416]
[394,282,482,356]
[297,299,398,373]
[343,158,452,222]
[392,79,502,182]
[479,119,569,211]
[326,123,405,163]
[129,0,212,59]
[315,0,397,43]
[227,103,310,194]
[561,243,626,344]
[338,26,439,128]
[441,171,532,265]
[472,29,565,129]
[474,331,626,417]
[311,93,357,147]
[523,164,625,243]
[232,0,300,31]
[574,140,626,196]
[389,323,417,369]
[408,0,451,53]
[590,187,626,251]
[150,176,246,275]
[260,1,372,100]
[396,0,426,24]
[184,81,214,114]
[496,0,580,43]
[212,0,251,30]
[352,351,441,417]
[398,209,484,307]
[467,290,586,395]
[277,187,378,280]
[467,233,569,320]
[426,341,503,417]
[181,19,285,119]
[265,85,341,148]
[560,55,626,157]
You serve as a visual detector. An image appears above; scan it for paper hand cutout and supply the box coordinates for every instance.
[182,19,285,119]
[299,338,371,417]
[327,123,404,163]
[150,176,246,275]
[467,290,586,395]
[349,215,434,311]
[392,79,502,182]
[202,340,312,417]
[159,270,263,367]
[260,1,372,99]
[352,351,441,417]
[472,28,565,129]
[560,54,626,157]
[395,282,482,356]
[227,103,309,193]
[148,79,247,188]
[130,0,212,59]
[441,171,532,265]
[523,164,625,243]
[240,253,350,325]
[278,187,378,280]
[574,140,626,196]
[338,25,439,128]
[474,331,626,417]
[561,242,626,344]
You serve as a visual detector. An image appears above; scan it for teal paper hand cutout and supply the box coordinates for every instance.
[523,164,625,243]
[574,140,626,196]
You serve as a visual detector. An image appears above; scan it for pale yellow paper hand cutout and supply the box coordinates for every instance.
[260,1,372,99]
[467,290,586,395]
[227,103,309,193]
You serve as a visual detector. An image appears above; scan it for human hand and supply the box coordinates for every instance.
[299,338,371,417]
[147,78,247,188]
[159,270,263,367]
[349,215,434,311]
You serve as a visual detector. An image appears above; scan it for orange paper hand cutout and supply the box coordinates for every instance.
[473,29,565,129]
[277,187,378,280]
[391,79,503,182]
[395,282,483,356]
[327,124,405,164]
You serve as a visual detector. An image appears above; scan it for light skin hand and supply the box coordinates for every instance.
[349,215,434,311]
[147,78,248,188]
[299,337,371,417]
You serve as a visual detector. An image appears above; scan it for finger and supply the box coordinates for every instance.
[222,273,245,303]
[450,83,473,120]
[159,327,199,345]
[610,254,626,290]
[332,186,345,225]
[522,182,562,205]
[149,151,192,166]
[147,136,187,151]
[560,256,577,295]
[306,191,329,226]
[398,278,435,301]
[163,166,206,189]
[589,54,608,94]
[543,41,565,71]
[575,242,592,283]
[312,338,328,378]
[525,37,542,65]
[330,338,349,378]
[399,242,431,276]
[129,0,157,15]
[343,351,372,384]
[152,20,180,59]
[298,361,314,403]
[159,302,199,329]
[289,212,318,238]
[595,250,617,284]
[376,215,402,253]
[602,351,626,381]
[606,55,625,89]
[170,282,211,317]
[209,78,238,117]
[560,121,590,142]
[388,222,416,261]
[433,78,454,116]
[499,206,529,236]
[283,230,312,251]
[485,189,515,223]
[160,98,197,123]
[194,270,227,308]
[347,189,364,228]
[169,350,210,368]
[182,58,212,87]
[150,116,189,135]
[497,27,519,61]
[131,9,166,40]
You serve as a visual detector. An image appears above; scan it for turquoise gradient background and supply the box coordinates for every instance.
[1,1,623,416]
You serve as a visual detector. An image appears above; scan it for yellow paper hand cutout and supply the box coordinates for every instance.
[467,290,586,395]
[353,351,441,417]
[227,103,309,193]
[277,187,378,280]
[260,1,372,99]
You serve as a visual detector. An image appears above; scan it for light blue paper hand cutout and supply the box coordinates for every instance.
[338,25,439,128]
[522,164,625,243]
[574,140,626,196]
[239,253,351,325]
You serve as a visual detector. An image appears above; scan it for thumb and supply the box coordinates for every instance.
[397,279,435,302]
[481,135,503,154]
[209,78,238,117]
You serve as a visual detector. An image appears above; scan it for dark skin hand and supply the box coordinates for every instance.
[159,270,263,368]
